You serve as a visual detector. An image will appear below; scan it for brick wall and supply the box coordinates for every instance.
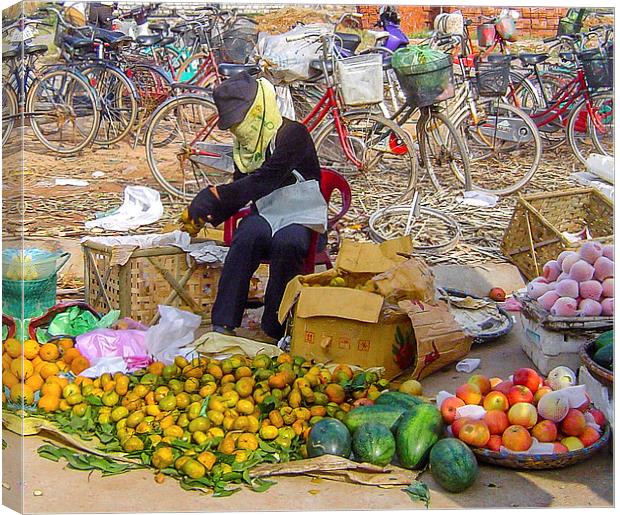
[357,5,568,38]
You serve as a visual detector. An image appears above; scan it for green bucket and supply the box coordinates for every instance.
[2,273,59,319]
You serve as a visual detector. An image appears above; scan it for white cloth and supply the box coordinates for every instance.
[82,231,190,249]
[85,186,163,231]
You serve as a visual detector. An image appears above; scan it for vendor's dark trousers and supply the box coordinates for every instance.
[212,214,312,340]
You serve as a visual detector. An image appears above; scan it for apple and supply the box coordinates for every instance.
[486,434,502,452]
[468,374,491,395]
[489,377,503,388]
[451,417,472,437]
[441,396,465,424]
[493,380,514,396]
[579,426,601,447]
[508,402,538,428]
[489,287,506,302]
[483,391,510,412]
[531,420,558,442]
[507,385,534,406]
[552,441,569,453]
[458,420,490,448]
[456,383,482,405]
[588,408,606,426]
[561,409,586,436]
[502,425,532,452]
[512,368,541,393]
[533,386,552,404]
[561,436,584,451]
[483,410,509,435]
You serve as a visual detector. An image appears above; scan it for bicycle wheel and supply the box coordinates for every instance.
[145,94,233,200]
[368,199,461,254]
[27,68,100,155]
[82,64,138,145]
[453,99,542,196]
[126,63,173,134]
[534,69,576,149]
[417,108,471,191]
[176,53,217,87]
[2,84,18,146]
[567,92,613,166]
[313,111,417,218]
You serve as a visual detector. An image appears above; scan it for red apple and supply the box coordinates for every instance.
[455,383,482,405]
[533,386,553,404]
[483,410,509,435]
[486,434,502,452]
[441,396,465,424]
[489,287,506,302]
[489,377,503,388]
[531,420,558,442]
[468,374,491,395]
[502,425,532,452]
[552,441,569,454]
[588,408,606,426]
[507,385,534,406]
[451,417,472,437]
[483,391,510,412]
[493,380,514,396]
[458,420,491,448]
[579,426,601,447]
[561,409,587,436]
[508,402,538,428]
[512,368,541,393]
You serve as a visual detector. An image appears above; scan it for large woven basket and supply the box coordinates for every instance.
[472,424,611,469]
[501,188,613,281]
[580,339,613,385]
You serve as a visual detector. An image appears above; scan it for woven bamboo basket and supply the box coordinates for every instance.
[472,424,611,469]
[580,339,613,385]
[501,188,613,281]
[82,241,222,326]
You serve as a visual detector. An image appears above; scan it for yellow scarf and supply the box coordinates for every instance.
[231,78,283,174]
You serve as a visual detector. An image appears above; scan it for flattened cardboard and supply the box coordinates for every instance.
[295,286,384,323]
[334,236,412,273]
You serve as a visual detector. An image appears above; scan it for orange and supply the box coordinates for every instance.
[22,340,40,360]
[57,338,74,351]
[71,356,90,375]
[2,353,12,370]
[55,361,69,372]
[46,375,69,389]
[10,383,35,405]
[62,348,81,365]
[74,376,93,387]
[39,362,60,380]
[31,356,43,368]
[39,343,60,362]
[4,338,21,358]
[2,370,20,389]
[10,358,34,380]
[148,361,165,376]
[25,373,44,392]
[38,394,60,413]
[41,382,63,398]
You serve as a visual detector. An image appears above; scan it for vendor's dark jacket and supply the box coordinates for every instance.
[188,119,321,226]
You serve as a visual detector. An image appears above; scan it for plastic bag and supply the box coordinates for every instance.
[48,307,120,337]
[75,328,148,363]
[392,44,448,72]
[144,306,202,365]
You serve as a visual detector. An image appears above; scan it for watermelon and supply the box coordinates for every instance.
[343,405,407,434]
[352,422,396,466]
[594,330,613,351]
[429,438,478,493]
[374,391,427,410]
[593,344,613,370]
[395,403,444,469]
[307,418,351,458]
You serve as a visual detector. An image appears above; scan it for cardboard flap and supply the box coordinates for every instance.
[279,275,305,324]
[335,237,412,273]
[296,287,384,323]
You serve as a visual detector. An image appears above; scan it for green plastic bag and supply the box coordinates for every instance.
[392,45,449,75]
[37,307,121,342]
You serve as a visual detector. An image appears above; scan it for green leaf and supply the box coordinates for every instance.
[213,487,241,497]
[403,480,430,508]
[85,395,103,406]
[249,478,275,493]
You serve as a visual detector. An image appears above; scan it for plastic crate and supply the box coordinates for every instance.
[2,274,58,320]
[336,53,383,106]
[579,50,613,89]
[394,55,455,108]
[476,56,511,97]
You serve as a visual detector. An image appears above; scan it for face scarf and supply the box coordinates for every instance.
[230,78,283,174]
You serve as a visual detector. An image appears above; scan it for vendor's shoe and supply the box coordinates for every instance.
[213,325,237,336]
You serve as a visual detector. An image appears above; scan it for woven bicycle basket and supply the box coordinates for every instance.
[501,188,613,281]
[472,424,611,469]
[580,340,613,385]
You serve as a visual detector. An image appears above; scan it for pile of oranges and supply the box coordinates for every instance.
[2,337,91,408]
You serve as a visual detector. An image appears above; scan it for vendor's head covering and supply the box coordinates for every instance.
[213,71,258,130]
[214,74,283,174]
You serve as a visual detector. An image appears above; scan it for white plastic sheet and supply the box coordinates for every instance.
[145,306,202,365]
[82,231,190,249]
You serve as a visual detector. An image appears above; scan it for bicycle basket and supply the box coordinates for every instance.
[335,53,383,106]
[219,19,258,64]
[477,23,497,47]
[557,19,583,37]
[476,55,511,97]
[579,50,613,89]
[393,54,455,108]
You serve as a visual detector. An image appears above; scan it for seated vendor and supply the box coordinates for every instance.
[179,72,325,343]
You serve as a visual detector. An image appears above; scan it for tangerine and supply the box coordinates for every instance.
[25,373,44,392]
[38,394,60,413]
[22,340,40,360]
[39,362,60,380]
[71,356,90,375]
[147,361,165,376]
[57,338,74,351]
[4,338,21,358]
[39,343,60,362]
[10,383,35,405]
[62,348,81,365]
[41,382,62,398]
[2,370,20,389]
[45,374,68,389]
[10,358,34,380]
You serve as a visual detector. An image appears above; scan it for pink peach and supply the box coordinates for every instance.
[527,279,550,300]
[578,299,602,317]
[594,256,614,282]
[579,280,603,301]
[537,291,560,311]
[579,241,603,264]
[543,260,561,282]
[601,297,614,316]
[602,245,614,261]
[554,279,579,298]
[569,260,595,282]
[557,272,569,282]
[561,252,581,273]
[602,278,614,298]
[551,297,578,317]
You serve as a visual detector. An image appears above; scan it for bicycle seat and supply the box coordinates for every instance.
[2,48,18,60]
[148,22,169,32]
[310,59,333,73]
[136,34,163,47]
[109,35,134,47]
[218,63,261,77]
[486,53,513,64]
[160,35,176,46]
[23,44,48,56]
[89,28,127,44]
[559,52,575,62]
[518,53,549,66]
[63,35,94,50]
[171,24,188,34]
[335,32,361,53]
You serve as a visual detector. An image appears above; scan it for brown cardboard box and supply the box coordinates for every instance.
[279,237,434,379]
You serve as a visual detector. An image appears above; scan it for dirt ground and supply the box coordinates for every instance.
[1,322,613,513]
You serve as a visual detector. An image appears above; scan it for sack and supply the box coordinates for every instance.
[255,171,327,235]
[255,24,330,85]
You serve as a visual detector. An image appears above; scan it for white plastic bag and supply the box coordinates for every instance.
[145,306,202,365]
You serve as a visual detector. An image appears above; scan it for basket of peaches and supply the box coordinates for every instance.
[438,366,610,469]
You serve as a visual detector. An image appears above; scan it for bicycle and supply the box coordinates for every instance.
[2,15,100,154]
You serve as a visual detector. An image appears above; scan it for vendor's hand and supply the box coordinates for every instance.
[178,207,205,237]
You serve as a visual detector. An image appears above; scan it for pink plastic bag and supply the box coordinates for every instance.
[76,328,150,368]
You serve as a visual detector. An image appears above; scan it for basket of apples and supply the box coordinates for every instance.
[439,366,611,469]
